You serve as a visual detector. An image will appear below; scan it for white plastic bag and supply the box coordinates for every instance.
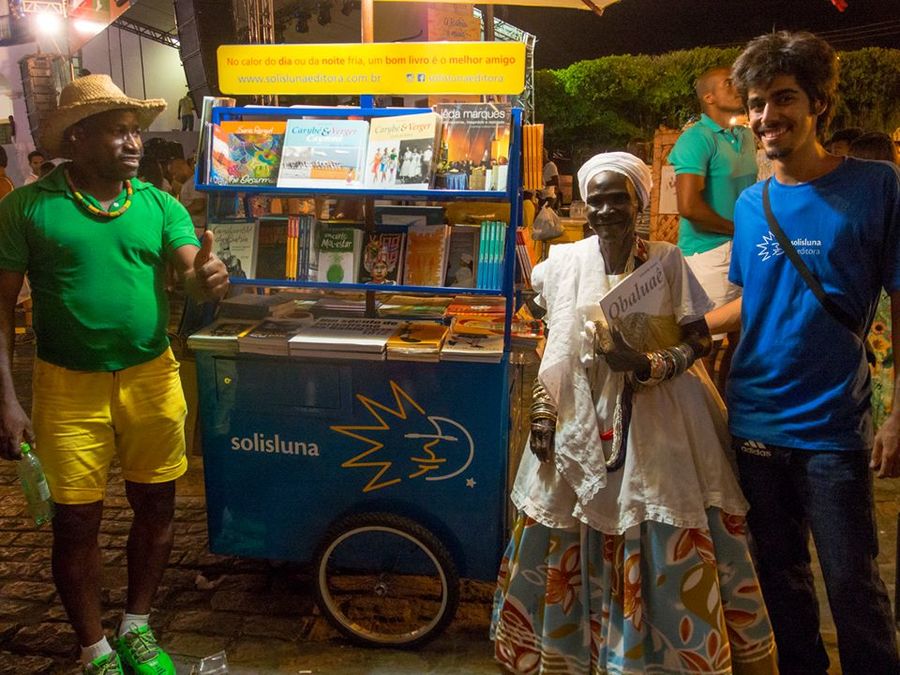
[532,204,563,241]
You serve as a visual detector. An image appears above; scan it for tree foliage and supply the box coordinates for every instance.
[536,46,900,164]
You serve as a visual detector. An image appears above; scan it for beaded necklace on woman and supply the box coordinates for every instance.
[65,168,134,218]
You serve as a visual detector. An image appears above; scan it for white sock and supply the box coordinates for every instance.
[81,637,113,666]
[119,612,150,637]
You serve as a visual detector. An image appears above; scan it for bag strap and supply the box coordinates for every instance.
[762,178,861,336]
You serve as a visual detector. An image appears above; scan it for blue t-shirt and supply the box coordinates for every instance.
[727,158,900,450]
[668,114,758,256]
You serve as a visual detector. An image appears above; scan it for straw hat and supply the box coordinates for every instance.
[40,74,167,157]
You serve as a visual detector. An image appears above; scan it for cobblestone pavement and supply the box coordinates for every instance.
[0,341,896,674]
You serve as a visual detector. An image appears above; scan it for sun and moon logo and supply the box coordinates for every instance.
[756,231,784,261]
[331,380,476,493]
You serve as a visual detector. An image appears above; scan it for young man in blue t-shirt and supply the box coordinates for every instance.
[708,31,899,675]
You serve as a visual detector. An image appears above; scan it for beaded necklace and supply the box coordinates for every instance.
[65,169,133,218]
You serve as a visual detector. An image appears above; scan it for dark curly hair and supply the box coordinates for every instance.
[732,31,839,133]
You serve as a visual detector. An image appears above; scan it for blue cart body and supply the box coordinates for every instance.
[196,352,511,581]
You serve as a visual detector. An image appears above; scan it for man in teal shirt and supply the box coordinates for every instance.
[669,66,757,389]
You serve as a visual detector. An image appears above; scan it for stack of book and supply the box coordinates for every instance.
[386,321,449,362]
[218,291,306,320]
[475,220,507,291]
[310,296,370,318]
[238,315,315,356]
[288,317,402,361]
[377,294,452,320]
[441,321,504,363]
[187,319,259,353]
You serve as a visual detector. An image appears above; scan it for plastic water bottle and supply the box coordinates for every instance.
[17,442,54,526]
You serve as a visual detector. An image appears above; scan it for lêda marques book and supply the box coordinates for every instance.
[594,258,673,353]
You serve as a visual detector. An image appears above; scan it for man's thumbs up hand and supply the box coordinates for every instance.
[192,230,229,300]
[194,230,214,270]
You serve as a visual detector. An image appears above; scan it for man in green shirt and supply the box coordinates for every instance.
[669,66,758,390]
[0,75,228,675]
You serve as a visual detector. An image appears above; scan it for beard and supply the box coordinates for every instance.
[765,145,792,160]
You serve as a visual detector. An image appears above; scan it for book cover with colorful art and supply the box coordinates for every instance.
[209,120,286,187]
[276,119,369,189]
[363,112,442,189]
[358,232,406,285]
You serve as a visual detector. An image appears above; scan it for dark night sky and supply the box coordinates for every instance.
[499,0,900,69]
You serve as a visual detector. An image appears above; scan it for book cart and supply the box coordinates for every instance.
[192,103,523,648]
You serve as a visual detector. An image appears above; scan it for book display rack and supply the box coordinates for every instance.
[191,99,525,647]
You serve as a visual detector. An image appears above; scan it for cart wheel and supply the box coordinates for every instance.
[313,512,460,648]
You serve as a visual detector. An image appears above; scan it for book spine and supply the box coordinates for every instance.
[299,215,309,281]
[488,221,499,291]
[476,221,488,290]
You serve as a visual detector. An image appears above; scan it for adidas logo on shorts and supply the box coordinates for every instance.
[738,439,772,458]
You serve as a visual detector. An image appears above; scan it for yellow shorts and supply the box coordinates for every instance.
[32,347,188,504]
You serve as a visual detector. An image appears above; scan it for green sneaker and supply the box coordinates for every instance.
[83,651,124,674]
[114,625,176,675]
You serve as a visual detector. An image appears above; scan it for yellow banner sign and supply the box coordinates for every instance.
[217,42,525,96]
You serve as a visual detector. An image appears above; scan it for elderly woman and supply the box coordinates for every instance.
[492,153,776,674]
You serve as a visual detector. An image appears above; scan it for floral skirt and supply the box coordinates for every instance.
[491,509,777,675]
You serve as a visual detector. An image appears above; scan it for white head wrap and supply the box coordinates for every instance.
[577,152,653,210]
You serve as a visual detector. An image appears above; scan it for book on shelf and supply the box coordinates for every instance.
[515,228,533,288]
[197,97,235,182]
[358,232,406,285]
[208,220,259,280]
[254,216,289,281]
[276,119,369,189]
[363,112,442,189]
[374,204,445,227]
[209,120,286,187]
[403,222,451,287]
[187,319,259,353]
[386,321,449,362]
[433,102,512,191]
[289,317,402,356]
[310,295,369,318]
[377,294,452,320]
[281,214,319,281]
[475,220,507,291]
[441,322,504,363]
[316,225,364,284]
[238,315,315,356]
[446,295,506,317]
[444,225,480,288]
[219,289,301,319]
[451,314,506,334]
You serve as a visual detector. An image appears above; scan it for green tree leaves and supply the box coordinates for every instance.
[536,46,899,169]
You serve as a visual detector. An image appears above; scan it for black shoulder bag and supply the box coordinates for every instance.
[762,178,874,363]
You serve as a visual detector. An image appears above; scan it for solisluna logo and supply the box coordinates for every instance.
[757,231,822,261]
[230,433,319,456]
